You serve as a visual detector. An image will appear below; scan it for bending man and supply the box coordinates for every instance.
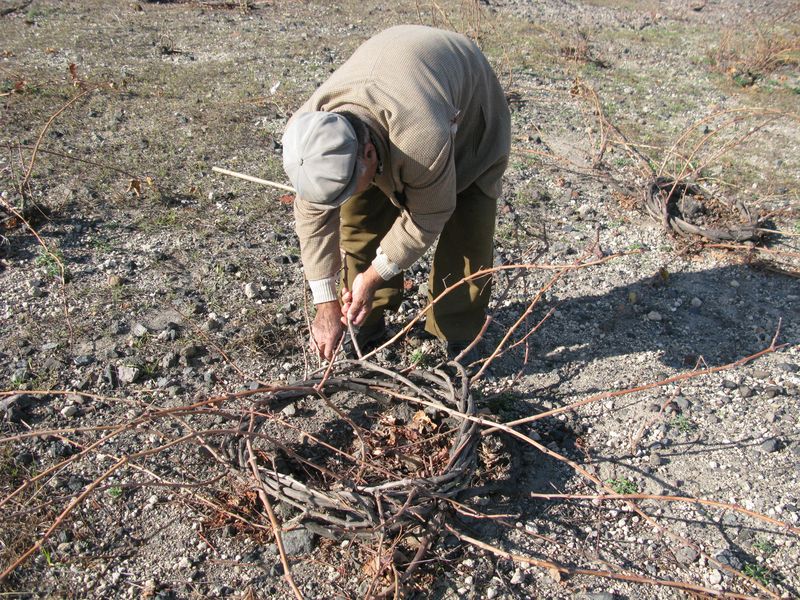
[282,25,511,361]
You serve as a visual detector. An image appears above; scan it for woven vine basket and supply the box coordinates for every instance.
[237,360,479,539]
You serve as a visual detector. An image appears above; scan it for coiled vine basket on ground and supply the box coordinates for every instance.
[234,359,479,540]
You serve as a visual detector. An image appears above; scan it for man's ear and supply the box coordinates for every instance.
[363,141,376,162]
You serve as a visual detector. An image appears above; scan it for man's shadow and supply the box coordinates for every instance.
[489,263,797,377]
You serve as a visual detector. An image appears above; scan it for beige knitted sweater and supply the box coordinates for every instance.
[290,25,511,290]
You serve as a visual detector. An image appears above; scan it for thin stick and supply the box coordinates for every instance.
[245,427,304,600]
[212,166,296,193]
[20,87,94,193]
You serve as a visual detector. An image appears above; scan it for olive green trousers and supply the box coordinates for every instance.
[339,183,496,342]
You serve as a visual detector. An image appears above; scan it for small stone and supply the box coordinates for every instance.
[281,403,297,417]
[649,454,665,467]
[180,344,203,359]
[675,546,700,565]
[751,369,770,380]
[131,323,148,338]
[647,311,662,321]
[576,203,595,219]
[244,283,260,299]
[584,593,614,600]
[690,297,702,308]
[673,396,690,411]
[103,364,118,387]
[759,439,780,453]
[160,352,179,369]
[721,379,737,390]
[729,280,740,288]
[107,274,123,287]
[765,386,782,399]
[117,365,140,384]
[714,549,741,570]
[204,317,222,331]
[60,405,79,418]
[177,556,192,569]
[737,385,754,398]
[647,403,661,413]
[280,528,315,556]
[73,355,94,367]
[486,588,498,599]
[777,362,798,374]
[708,570,722,585]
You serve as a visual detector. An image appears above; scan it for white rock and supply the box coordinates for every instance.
[61,405,79,418]
[244,283,260,299]
[708,570,722,585]
[647,311,662,321]
[690,297,703,307]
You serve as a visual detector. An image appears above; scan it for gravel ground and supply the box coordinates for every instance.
[1,1,799,598]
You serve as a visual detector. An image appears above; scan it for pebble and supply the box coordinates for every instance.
[765,386,782,399]
[61,405,79,418]
[647,311,662,321]
[244,283,260,299]
[281,403,297,417]
[649,453,665,467]
[131,323,148,337]
[74,355,94,366]
[675,546,699,564]
[759,438,780,453]
[280,528,315,556]
[729,279,740,288]
[160,352,179,369]
[180,344,203,359]
[721,379,737,390]
[690,297,702,308]
[177,556,192,569]
[117,365,140,384]
[751,369,770,380]
[737,385,754,398]
[708,570,722,585]
[584,593,614,600]
[777,362,798,373]
[576,203,595,219]
[714,549,741,570]
[674,396,690,411]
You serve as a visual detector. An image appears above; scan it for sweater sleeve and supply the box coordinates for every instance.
[293,197,342,284]
[377,136,457,271]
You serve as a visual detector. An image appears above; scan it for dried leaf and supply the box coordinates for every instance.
[68,63,79,86]
[411,410,436,433]
[126,179,143,197]
[279,194,294,205]
[403,278,414,291]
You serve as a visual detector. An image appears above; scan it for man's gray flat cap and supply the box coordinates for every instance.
[282,111,359,209]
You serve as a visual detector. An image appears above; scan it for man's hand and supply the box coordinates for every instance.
[341,267,383,327]
[310,301,345,362]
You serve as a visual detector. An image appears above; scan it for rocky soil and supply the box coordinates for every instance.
[1,1,799,598]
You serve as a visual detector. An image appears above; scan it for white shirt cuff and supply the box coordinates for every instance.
[372,246,402,280]
[308,276,338,304]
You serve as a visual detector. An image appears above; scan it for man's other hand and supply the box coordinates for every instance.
[341,267,382,327]
[311,301,345,361]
